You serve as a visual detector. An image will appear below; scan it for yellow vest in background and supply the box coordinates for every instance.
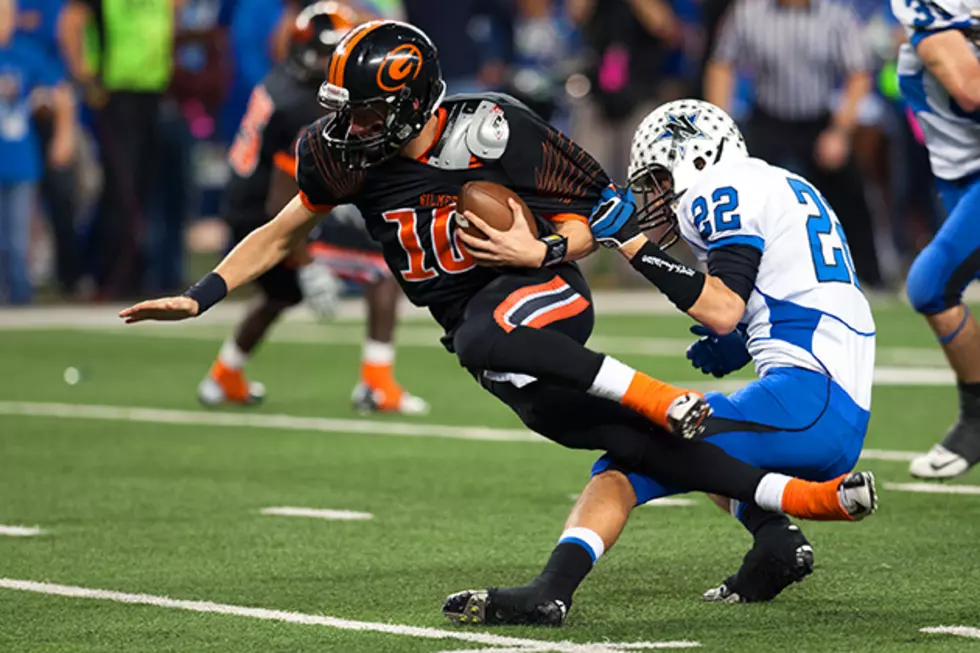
[86,0,173,92]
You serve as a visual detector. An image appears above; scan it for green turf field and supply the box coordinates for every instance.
[2,304,979,652]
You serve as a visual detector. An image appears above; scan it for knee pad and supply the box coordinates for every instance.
[906,240,956,315]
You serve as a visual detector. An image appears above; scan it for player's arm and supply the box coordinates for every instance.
[268,164,342,321]
[457,203,596,268]
[918,29,980,112]
[618,235,751,335]
[120,196,323,323]
[589,185,756,334]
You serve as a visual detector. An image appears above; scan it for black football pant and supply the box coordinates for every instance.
[451,264,766,502]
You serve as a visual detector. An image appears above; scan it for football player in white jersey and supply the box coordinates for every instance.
[444,100,877,626]
[892,0,980,478]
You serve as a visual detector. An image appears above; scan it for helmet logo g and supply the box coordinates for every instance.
[377,44,423,92]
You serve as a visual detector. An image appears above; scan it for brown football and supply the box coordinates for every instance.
[455,181,539,240]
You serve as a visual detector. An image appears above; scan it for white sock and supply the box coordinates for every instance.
[557,527,606,563]
[218,338,248,371]
[587,356,636,402]
[362,339,395,366]
[753,473,793,513]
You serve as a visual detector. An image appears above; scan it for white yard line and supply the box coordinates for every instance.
[884,483,980,495]
[260,507,373,520]
[567,494,696,507]
[0,579,699,652]
[0,401,928,467]
[0,401,540,443]
[0,525,44,537]
[859,449,917,462]
[920,626,980,639]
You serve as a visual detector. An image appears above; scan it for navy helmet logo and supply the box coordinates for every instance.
[656,112,708,146]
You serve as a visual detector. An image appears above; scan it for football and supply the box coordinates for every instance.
[454,181,539,240]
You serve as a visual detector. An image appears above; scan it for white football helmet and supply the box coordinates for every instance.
[627,99,748,246]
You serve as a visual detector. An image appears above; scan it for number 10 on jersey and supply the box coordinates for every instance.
[383,206,477,281]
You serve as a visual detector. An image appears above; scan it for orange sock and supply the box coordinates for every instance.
[620,372,698,430]
[209,360,249,402]
[780,475,852,522]
[361,361,403,409]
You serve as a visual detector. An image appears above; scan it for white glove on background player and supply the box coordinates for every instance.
[297,261,342,322]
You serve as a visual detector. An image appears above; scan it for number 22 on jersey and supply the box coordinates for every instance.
[788,178,859,287]
[383,206,476,281]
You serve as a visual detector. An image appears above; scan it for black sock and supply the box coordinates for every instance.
[958,381,980,418]
[537,541,595,601]
[496,542,594,607]
[738,502,791,538]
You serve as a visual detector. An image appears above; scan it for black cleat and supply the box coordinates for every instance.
[703,524,815,603]
[443,589,568,627]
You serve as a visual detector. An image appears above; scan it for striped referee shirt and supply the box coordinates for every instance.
[713,0,871,120]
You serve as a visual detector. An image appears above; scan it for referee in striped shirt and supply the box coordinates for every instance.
[704,0,883,287]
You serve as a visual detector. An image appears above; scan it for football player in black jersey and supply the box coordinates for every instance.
[121,19,875,612]
[200,2,428,415]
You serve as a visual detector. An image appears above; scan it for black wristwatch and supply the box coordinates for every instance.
[540,234,568,267]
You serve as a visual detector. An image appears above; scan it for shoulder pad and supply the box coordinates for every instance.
[465,101,510,160]
[427,100,510,170]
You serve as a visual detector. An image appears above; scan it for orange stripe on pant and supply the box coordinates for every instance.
[493,276,589,333]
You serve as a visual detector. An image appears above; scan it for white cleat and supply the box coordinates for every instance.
[837,472,878,521]
[666,392,712,439]
[909,445,972,479]
[197,376,266,407]
[351,382,430,416]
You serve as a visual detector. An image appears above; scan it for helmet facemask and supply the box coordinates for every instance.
[628,164,681,249]
[317,79,446,169]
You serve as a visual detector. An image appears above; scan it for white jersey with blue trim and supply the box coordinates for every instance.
[676,157,876,411]
[893,0,980,180]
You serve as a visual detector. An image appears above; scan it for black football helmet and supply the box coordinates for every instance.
[317,20,446,168]
[286,1,360,84]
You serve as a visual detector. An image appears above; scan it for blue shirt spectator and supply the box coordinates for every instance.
[16,0,67,76]
[0,34,63,182]
[220,0,284,142]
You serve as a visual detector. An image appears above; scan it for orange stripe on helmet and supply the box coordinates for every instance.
[328,20,384,87]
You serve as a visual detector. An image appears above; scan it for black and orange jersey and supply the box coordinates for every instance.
[221,65,324,226]
[295,92,611,327]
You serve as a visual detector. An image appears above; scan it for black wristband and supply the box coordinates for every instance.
[540,233,568,267]
[183,272,228,314]
[629,241,705,311]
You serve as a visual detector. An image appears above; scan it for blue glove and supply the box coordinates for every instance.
[686,324,752,378]
[588,184,640,249]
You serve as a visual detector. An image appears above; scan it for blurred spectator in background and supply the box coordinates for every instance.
[505,0,580,123]
[705,0,884,288]
[223,0,286,143]
[403,0,510,95]
[18,0,83,298]
[61,0,180,299]
[0,0,75,304]
[147,0,230,294]
[569,0,688,182]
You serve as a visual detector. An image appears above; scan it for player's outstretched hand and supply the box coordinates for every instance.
[458,199,546,268]
[686,324,751,378]
[119,296,200,324]
[588,184,641,249]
